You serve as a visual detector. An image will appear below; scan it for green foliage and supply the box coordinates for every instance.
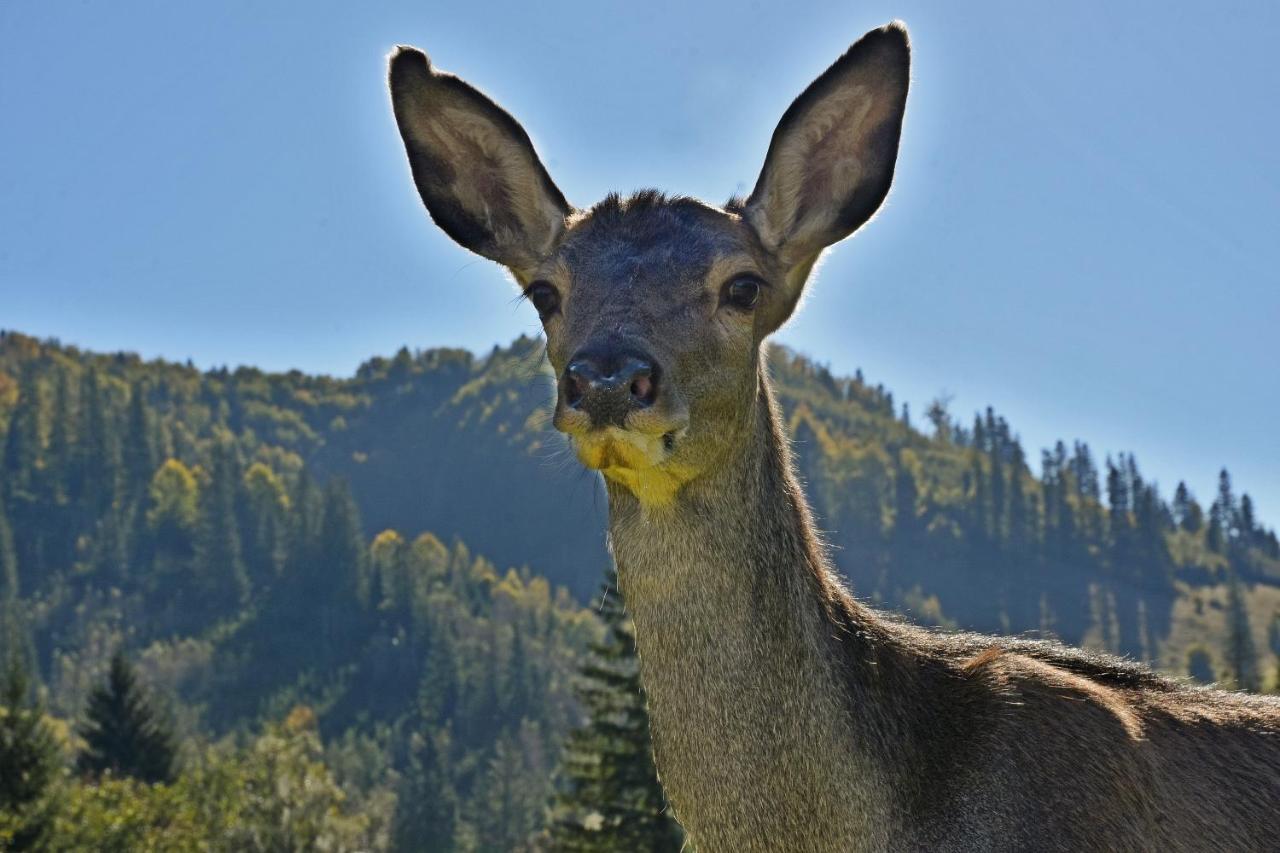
[147,459,199,540]
[0,327,1277,848]
[548,569,683,852]
[0,656,61,850]
[53,709,373,852]
[393,728,457,852]
[78,652,177,784]
[1225,572,1260,691]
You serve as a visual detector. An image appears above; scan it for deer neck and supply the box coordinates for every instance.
[606,366,902,850]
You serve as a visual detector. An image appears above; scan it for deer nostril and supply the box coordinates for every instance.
[564,362,592,408]
[566,377,583,407]
[630,374,653,405]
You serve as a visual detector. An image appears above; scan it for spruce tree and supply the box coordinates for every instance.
[0,507,18,601]
[2,368,41,505]
[1224,572,1259,692]
[1173,481,1203,533]
[43,367,73,505]
[194,435,249,612]
[314,479,368,663]
[73,367,122,516]
[419,628,459,727]
[77,651,177,784]
[0,655,60,851]
[548,568,682,852]
[122,379,157,499]
[1210,469,1237,552]
[392,728,458,852]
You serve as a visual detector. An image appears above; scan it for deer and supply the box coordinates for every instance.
[388,22,1280,851]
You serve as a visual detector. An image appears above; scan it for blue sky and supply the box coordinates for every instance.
[2,1,1276,521]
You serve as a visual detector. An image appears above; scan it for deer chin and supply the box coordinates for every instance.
[572,427,696,507]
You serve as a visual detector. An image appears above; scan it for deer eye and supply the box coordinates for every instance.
[525,281,561,319]
[724,276,762,311]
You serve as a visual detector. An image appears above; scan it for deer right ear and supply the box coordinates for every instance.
[744,23,910,304]
[389,48,571,278]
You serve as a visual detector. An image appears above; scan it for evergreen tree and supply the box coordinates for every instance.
[77,651,177,784]
[0,507,17,601]
[1173,482,1203,533]
[504,625,536,721]
[43,367,73,505]
[392,729,458,853]
[122,379,157,499]
[548,568,682,852]
[1006,443,1031,552]
[1238,494,1257,548]
[194,435,249,612]
[1224,572,1259,692]
[73,367,122,516]
[314,479,369,662]
[419,628,459,727]
[1210,469,1237,552]
[241,462,289,586]
[0,655,60,851]
[925,396,952,443]
[1207,516,1225,554]
[2,368,42,505]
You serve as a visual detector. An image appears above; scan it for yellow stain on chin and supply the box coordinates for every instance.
[574,430,694,507]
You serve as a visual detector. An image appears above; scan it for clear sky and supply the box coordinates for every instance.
[2,1,1276,521]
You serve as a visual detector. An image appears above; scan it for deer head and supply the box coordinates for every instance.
[389,24,910,507]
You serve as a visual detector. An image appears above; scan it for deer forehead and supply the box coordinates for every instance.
[542,196,766,300]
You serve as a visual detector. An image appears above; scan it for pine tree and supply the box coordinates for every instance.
[548,568,682,852]
[1224,572,1259,692]
[73,367,122,516]
[1006,443,1031,552]
[1173,481,1203,533]
[1207,515,1225,554]
[122,379,157,499]
[0,655,60,851]
[314,479,368,663]
[2,368,42,505]
[1238,494,1257,548]
[77,651,177,784]
[1210,468,1237,553]
[194,435,249,612]
[242,462,289,586]
[419,627,459,727]
[0,507,18,601]
[43,367,73,505]
[392,728,459,853]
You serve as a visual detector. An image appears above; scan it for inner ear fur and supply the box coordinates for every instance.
[389,47,571,276]
[745,23,910,274]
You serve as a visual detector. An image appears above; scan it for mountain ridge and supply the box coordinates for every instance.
[2,328,1277,687]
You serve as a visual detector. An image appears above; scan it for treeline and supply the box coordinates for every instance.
[774,350,1279,683]
[0,331,604,849]
[1,327,1279,848]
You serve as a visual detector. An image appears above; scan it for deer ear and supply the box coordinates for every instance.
[745,23,909,277]
[389,47,571,277]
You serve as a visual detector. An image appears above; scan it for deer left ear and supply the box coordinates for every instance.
[745,23,910,302]
[389,47,571,278]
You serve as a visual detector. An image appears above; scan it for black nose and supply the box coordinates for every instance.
[563,350,658,427]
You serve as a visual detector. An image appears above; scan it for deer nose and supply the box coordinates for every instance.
[563,351,658,427]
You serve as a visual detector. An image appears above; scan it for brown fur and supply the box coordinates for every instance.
[389,21,1280,851]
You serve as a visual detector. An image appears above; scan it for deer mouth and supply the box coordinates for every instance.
[566,422,694,506]
[573,426,668,472]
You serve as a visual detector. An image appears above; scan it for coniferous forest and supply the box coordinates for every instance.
[0,328,1277,850]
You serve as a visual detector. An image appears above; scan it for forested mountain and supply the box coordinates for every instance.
[1,327,1278,848]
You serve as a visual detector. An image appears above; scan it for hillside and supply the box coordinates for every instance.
[2,327,1278,847]
[2,329,1278,685]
